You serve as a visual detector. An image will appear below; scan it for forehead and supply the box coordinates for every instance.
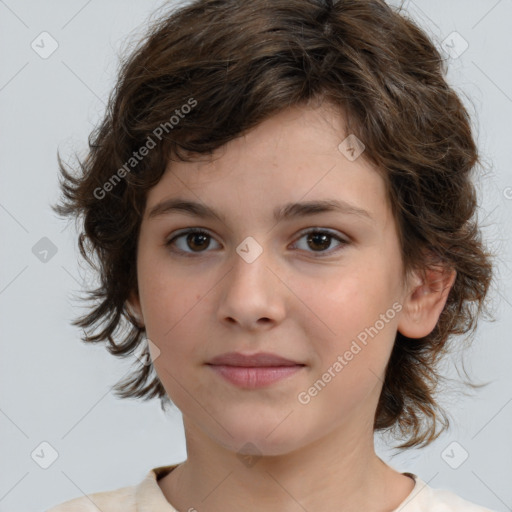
[144,104,391,226]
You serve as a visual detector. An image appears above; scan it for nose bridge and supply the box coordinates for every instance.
[217,238,285,327]
[229,240,277,296]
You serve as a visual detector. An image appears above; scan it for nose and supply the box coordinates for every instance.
[216,247,287,331]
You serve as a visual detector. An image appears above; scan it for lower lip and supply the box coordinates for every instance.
[207,364,304,388]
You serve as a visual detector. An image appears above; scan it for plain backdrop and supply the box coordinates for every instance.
[1,1,511,511]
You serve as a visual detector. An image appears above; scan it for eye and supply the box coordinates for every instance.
[164,227,350,257]
[292,228,349,257]
[165,228,220,256]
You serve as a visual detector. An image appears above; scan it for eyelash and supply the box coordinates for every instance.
[164,227,350,258]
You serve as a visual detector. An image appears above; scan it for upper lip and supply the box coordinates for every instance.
[206,352,304,367]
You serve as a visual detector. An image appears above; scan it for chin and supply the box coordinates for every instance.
[211,421,310,458]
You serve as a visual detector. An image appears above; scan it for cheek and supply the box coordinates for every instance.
[304,264,400,366]
[137,255,207,356]
[142,276,209,404]
[297,275,399,417]
[310,267,385,330]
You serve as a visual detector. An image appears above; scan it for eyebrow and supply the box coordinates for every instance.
[147,198,374,223]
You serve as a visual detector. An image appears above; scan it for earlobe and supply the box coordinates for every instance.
[397,265,457,339]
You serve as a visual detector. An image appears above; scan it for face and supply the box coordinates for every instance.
[129,103,417,456]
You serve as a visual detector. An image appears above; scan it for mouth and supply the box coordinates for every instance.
[205,352,306,389]
[206,351,303,367]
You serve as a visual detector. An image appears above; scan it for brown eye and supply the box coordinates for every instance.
[185,232,210,251]
[293,229,349,257]
[307,232,331,251]
[165,227,349,258]
[165,228,220,255]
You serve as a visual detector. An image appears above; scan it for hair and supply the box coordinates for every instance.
[53,0,496,450]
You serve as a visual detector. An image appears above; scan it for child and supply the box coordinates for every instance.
[47,0,497,510]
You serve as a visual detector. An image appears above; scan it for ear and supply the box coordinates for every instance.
[397,263,457,339]
[126,289,145,328]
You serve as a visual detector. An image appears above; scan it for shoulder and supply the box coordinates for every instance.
[427,486,497,512]
[45,484,137,512]
[406,475,498,512]
[45,463,181,512]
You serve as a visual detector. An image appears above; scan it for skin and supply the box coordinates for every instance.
[128,101,456,512]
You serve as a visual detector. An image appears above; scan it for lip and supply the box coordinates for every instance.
[207,351,302,367]
[205,352,306,389]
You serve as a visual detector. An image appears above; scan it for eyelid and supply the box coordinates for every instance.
[291,227,350,256]
[164,227,220,253]
[294,226,349,243]
[164,226,350,257]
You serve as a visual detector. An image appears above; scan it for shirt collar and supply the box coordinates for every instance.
[135,465,428,512]
[136,463,182,512]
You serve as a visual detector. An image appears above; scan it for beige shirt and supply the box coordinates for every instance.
[46,463,497,511]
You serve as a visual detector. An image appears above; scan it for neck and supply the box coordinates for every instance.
[158,418,414,512]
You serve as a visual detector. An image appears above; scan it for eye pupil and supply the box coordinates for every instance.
[188,232,209,251]
[307,232,331,251]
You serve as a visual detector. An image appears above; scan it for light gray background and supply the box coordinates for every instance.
[1,1,511,511]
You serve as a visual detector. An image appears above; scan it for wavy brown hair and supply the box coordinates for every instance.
[53,0,496,449]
